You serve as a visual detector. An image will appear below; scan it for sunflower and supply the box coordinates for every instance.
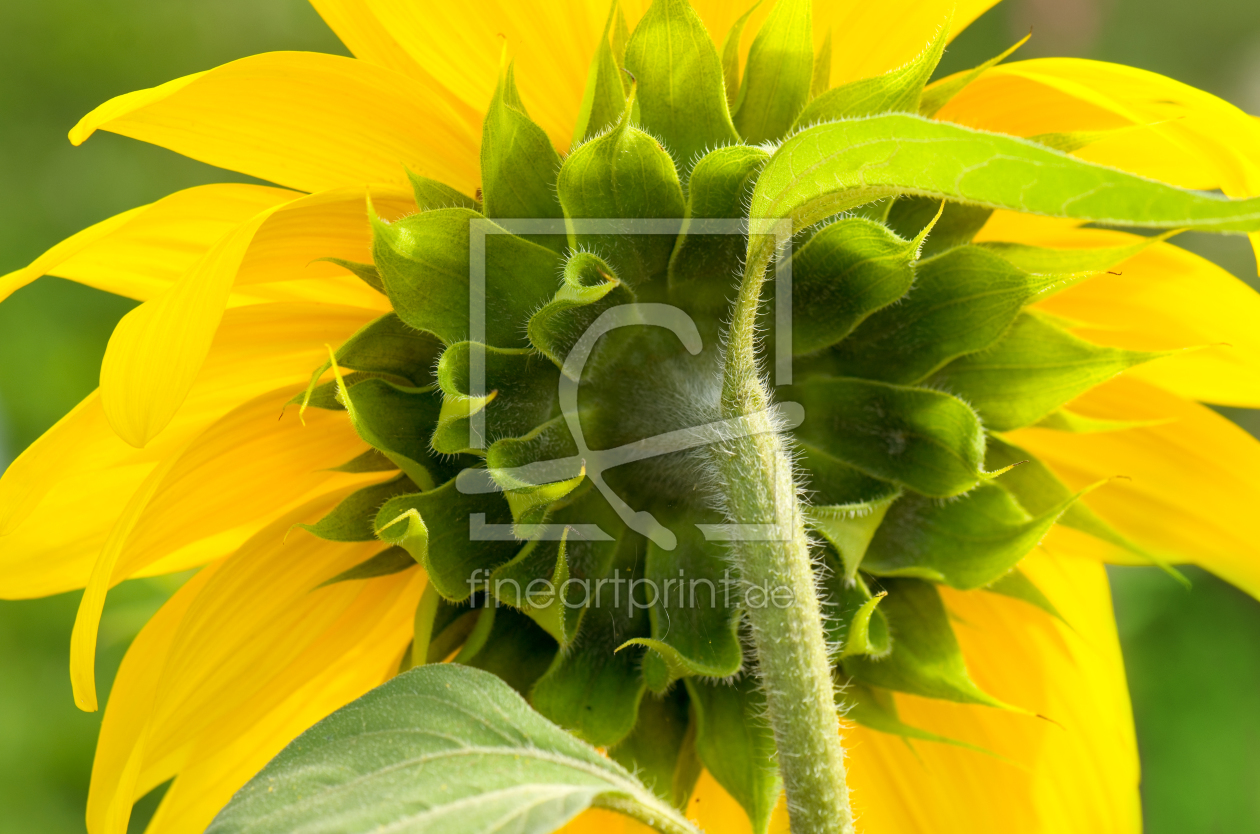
[4,0,1260,832]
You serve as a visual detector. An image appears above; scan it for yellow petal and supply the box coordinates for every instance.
[361,0,612,149]
[1,184,297,304]
[974,217,1260,407]
[0,303,377,599]
[97,186,410,448]
[823,0,1000,87]
[307,0,428,79]
[87,494,421,834]
[1011,375,1260,599]
[937,58,1260,270]
[846,551,1139,833]
[70,51,481,195]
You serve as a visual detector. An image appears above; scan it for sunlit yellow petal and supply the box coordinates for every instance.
[87,493,420,834]
[0,303,376,599]
[98,186,410,449]
[975,216,1260,407]
[70,51,481,194]
[0,206,145,304]
[846,552,1139,833]
[938,57,1260,270]
[307,0,428,78]
[1011,376,1260,600]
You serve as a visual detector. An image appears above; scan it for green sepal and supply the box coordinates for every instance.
[919,34,1029,117]
[932,312,1161,431]
[844,578,1012,708]
[623,523,742,691]
[861,481,1083,590]
[668,144,769,315]
[432,342,560,454]
[839,679,997,755]
[624,0,739,169]
[816,548,891,661]
[840,588,890,659]
[328,448,399,474]
[817,245,1039,384]
[490,527,587,646]
[792,21,945,127]
[531,532,651,748]
[979,231,1176,296]
[732,0,813,143]
[322,258,384,293]
[784,216,917,354]
[297,473,418,542]
[685,675,781,834]
[984,568,1063,621]
[810,27,832,98]
[528,251,636,371]
[406,170,481,212]
[610,686,702,810]
[375,478,518,601]
[788,377,987,498]
[461,605,558,696]
[885,197,992,258]
[720,2,761,109]
[426,597,483,665]
[573,2,629,145]
[798,441,901,578]
[480,61,565,253]
[316,546,417,588]
[337,375,456,489]
[1032,408,1172,433]
[371,207,561,348]
[298,313,443,417]
[984,436,1188,583]
[557,94,685,288]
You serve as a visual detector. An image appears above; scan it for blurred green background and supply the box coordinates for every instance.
[0,0,1257,831]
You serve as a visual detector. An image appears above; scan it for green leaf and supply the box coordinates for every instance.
[919,34,1029,117]
[529,251,636,371]
[375,478,518,601]
[624,0,739,169]
[317,546,417,588]
[844,578,1009,708]
[625,523,743,690]
[792,22,945,127]
[372,207,561,348]
[931,312,1160,431]
[208,664,699,834]
[298,473,418,542]
[861,482,1080,590]
[733,0,812,143]
[432,342,560,454]
[480,61,565,253]
[337,375,456,489]
[720,2,761,109]
[668,144,768,314]
[556,96,685,288]
[611,687,702,810]
[746,113,1260,276]
[788,377,987,498]
[573,3,629,145]
[406,170,481,212]
[885,197,992,258]
[816,245,1042,384]
[532,532,652,747]
[685,676,781,834]
[784,216,917,354]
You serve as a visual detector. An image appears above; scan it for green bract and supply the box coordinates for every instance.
[273,2,1260,831]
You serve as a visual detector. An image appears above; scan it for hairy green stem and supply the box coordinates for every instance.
[714,243,854,834]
